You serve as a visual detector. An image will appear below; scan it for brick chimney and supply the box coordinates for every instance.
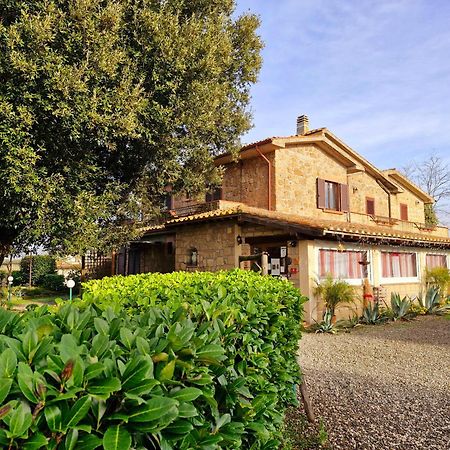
[296,115,309,135]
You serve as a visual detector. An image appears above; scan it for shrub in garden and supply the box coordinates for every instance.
[11,271,24,286]
[40,274,66,292]
[0,270,305,449]
[20,256,56,286]
[0,271,6,287]
[425,266,450,298]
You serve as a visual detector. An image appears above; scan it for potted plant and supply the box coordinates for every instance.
[314,275,355,322]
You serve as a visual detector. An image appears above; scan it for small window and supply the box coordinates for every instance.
[366,198,375,215]
[426,254,447,269]
[381,252,417,278]
[400,203,408,221]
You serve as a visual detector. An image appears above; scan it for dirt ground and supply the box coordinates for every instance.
[296,316,450,450]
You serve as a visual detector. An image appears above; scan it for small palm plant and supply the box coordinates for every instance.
[314,275,355,320]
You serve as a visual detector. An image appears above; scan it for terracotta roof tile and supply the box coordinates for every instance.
[153,204,450,246]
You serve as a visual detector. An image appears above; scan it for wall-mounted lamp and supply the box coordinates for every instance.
[337,241,345,252]
[288,240,297,247]
[352,186,358,193]
[236,235,243,245]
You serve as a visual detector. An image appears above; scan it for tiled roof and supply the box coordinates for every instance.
[145,204,450,247]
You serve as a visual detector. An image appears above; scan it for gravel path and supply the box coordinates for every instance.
[297,316,450,450]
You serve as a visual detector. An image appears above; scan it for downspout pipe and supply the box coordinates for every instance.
[255,145,273,210]
[376,179,392,218]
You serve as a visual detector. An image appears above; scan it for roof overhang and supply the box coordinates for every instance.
[383,169,434,203]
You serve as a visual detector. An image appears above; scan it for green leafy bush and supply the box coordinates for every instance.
[20,256,56,286]
[11,271,25,287]
[425,266,450,297]
[1,270,305,449]
[0,271,6,287]
[40,274,66,292]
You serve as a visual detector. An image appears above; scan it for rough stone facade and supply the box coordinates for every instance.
[174,221,238,272]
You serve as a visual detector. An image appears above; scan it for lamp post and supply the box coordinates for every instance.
[7,275,13,303]
[66,279,75,301]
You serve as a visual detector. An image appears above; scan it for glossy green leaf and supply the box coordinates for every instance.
[45,405,62,432]
[128,397,178,423]
[102,425,131,450]
[169,387,202,402]
[9,402,32,438]
[65,396,92,429]
[0,348,17,378]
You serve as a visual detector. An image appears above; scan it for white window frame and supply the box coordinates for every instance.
[315,242,373,286]
[379,249,420,284]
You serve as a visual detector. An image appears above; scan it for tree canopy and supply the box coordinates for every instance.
[0,0,262,263]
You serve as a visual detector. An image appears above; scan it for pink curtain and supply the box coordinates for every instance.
[382,252,417,278]
[426,254,447,269]
[319,249,365,279]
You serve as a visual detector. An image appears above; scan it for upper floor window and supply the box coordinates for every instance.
[317,178,349,212]
[400,203,408,221]
[426,254,447,269]
[381,251,417,278]
[319,249,367,279]
[366,197,375,215]
[205,187,222,202]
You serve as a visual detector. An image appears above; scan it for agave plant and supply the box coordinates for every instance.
[314,310,337,334]
[389,293,415,320]
[416,287,449,315]
[361,301,388,325]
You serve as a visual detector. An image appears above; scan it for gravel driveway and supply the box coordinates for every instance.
[297,316,450,450]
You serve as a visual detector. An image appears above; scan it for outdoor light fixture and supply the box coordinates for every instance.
[288,240,297,247]
[66,279,75,301]
[7,276,13,303]
[236,235,243,245]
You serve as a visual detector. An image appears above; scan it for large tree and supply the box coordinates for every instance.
[0,0,262,264]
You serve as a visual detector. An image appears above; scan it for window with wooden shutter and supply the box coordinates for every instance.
[340,184,349,212]
[366,197,375,215]
[317,178,326,209]
[400,203,408,221]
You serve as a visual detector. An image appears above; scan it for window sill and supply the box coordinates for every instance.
[321,209,345,215]
[379,277,419,285]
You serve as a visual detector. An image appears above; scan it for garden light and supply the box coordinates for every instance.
[7,275,13,303]
[66,278,75,301]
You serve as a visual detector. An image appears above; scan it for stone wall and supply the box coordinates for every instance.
[221,155,275,210]
[175,221,238,271]
[273,144,348,218]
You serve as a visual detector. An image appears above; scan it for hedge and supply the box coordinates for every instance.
[0,270,306,449]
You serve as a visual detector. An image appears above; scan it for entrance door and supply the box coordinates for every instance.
[250,243,290,277]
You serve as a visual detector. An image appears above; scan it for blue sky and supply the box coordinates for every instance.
[235,0,450,171]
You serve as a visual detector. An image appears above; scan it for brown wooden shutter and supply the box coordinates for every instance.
[340,183,349,212]
[400,203,408,221]
[366,198,375,215]
[317,178,326,208]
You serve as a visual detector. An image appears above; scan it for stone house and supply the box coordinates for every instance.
[118,115,450,323]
